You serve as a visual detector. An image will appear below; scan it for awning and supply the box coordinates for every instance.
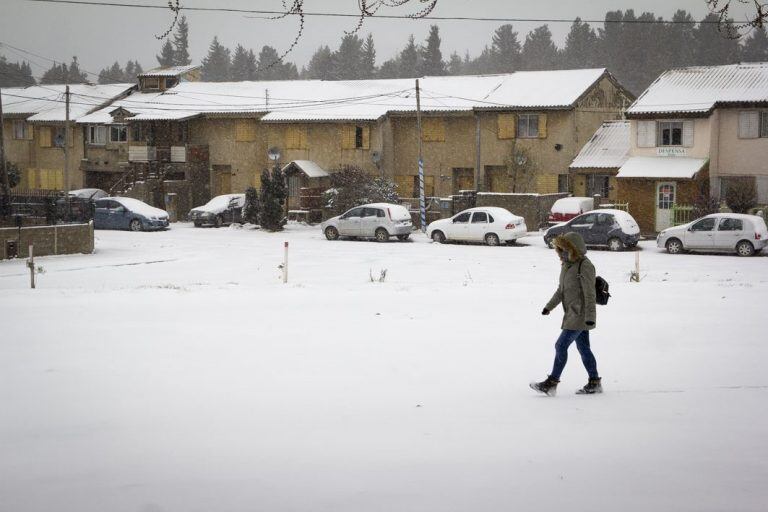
[282,160,330,179]
[616,156,708,179]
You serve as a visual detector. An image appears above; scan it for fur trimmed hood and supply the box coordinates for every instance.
[553,232,587,261]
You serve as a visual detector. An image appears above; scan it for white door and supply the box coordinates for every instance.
[448,211,471,240]
[469,211,490,241]
[714,217,744,250]
[656,182,676,232]
[684,217,716,249]
[359,207,381,237]
[338,207,363,236]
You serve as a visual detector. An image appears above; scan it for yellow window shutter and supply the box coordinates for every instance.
[286,126,307,149]
[26,169,37,189]
[235,120,257,142]
[27,124,34,140]
[285,126,296,149]
[424,175,435,196]
[299,126,307,149]
[422,118,445,142]
[361,126,370,149]
[497,114,516,139]
[341,125,355,149]
[39,127,51,148]
[55,169,64,189]
[538,114,548,139]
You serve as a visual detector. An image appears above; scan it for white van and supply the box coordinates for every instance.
[322,203,413,242]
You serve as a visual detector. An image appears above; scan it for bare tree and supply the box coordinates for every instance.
[707,0,768,37]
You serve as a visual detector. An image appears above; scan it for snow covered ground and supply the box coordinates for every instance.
[1,223,766,512]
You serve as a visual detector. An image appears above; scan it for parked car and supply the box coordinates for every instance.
[544,209,640,251]
[189,194,245,227]
[426,207,527,246]
[549,197,594,224]
[322,203,413,241]
[93,197,169,231]
[69,188,109,200]
[657,213,768,256]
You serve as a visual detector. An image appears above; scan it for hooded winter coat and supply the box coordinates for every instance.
[545,232,597,331]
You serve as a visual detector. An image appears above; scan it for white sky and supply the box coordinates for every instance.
[0,0,757,78]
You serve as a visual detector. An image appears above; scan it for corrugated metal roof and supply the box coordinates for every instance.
[616,156,708,179]
[627,62,768,116]
[283,160,330,178]
[0,84,134,122]
[570,121,630,169]
[138,65,200,77]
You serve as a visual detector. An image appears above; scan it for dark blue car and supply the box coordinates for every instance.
[94,197,170,231]
[544,209,640,251]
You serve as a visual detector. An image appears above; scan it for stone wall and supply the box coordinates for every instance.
[474,192,569,230]
[0,222,94,259]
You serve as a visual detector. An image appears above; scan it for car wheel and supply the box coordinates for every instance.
[736,240,755,257]
[485,233,500,246]
[324,226,339,241]
[431,230,446,243]
[608,237,624,252]
[193,221,202,228]
[375,228,389,242]
[665,238,683,254]
[129,219,143,232]
[397,234,410,241]
[214,215,223,228]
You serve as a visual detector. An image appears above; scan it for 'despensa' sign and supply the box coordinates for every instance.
[657,147,687,157]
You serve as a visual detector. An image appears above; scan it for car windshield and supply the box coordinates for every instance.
[202,195,239,210]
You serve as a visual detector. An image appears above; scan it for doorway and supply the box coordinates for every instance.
[655,181,676,232]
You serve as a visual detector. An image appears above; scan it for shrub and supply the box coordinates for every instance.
[326,166,399,216]
[725,178,757,214]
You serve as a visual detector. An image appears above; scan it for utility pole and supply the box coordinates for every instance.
[64,85,71,219]
[415,79,426,233]
[0,88,11,212]
[475,113,481,193]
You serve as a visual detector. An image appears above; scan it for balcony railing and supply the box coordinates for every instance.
[128,146,157,162]
[127,144,206,163]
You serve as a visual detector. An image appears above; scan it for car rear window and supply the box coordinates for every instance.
[719,218,743,231]
[472,212,488,223]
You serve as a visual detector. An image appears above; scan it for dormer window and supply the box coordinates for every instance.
[142,77,160,90]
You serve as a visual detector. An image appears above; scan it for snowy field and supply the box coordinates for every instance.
[1,223,766,512]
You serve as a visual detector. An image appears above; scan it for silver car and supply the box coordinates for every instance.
[657,213,768,256]
[322,203,413,242]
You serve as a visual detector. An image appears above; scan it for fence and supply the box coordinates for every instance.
[1,190,94,227]
[672,204,695,226]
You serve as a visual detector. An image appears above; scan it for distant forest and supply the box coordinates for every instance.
[2,10,768,95]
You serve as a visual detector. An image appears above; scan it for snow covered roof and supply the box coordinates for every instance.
[627,62,768,116]
[138,65,200,78]
[282,160,330,178]
[570,121,630,169]
[0,84,134,122]
[616,156,708,179]
[77,68,610,124]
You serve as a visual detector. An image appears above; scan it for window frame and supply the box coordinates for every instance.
[109,124,128,143]
[517,114,540,139]
[12,120,29,140]
[87,125,107,145]
[471,212,488,224]
[658,121,684,147]
[718,217,743,232]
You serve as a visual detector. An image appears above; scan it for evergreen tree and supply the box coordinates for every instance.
[464,46,494,75]
[361,34,377,78]
[242,186,261,225]
[399,35,420,77]
[562,18,597,69]
[124,60,144,82]
[520,25,559,71]
[693,13,740,66]
[201,36,231,82]
[255,46,298,80]
[41,57,87,84]
[421,25,445,76]
[332,34,364,80]
[597,10,624,78]
[98,61,125,84]
[446,52,463,75]
[67,56,88,83]
[156,39,175,67]
[231,45,255,81]
[0,56,36,87]
[306,45,334,79]
[377,57,400,78]
[665,10,697,69]
[742,27,768,61]
[491,24,522,73]
[172,15,191,66]
[258,167,287,231]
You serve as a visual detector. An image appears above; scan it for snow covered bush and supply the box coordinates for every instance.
[242,187,261,225]
[259,167,287,231]
[326,166,399,215]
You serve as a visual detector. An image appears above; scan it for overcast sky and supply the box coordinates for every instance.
[1,0,757,78]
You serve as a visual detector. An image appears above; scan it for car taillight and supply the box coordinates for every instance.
[756,232,762,240]
[505,223,517,229]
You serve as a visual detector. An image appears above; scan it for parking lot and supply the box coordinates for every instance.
[1,223,766,512]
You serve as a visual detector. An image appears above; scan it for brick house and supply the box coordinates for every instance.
[619,62,768,234]
[569,120,630,203]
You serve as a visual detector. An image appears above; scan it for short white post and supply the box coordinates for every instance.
[635,251,640,277]
[27,244,35,289]
[283,241,289,284]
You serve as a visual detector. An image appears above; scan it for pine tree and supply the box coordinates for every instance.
[67,56,88,83]
[98,61,125,84]
[242,186,261,225]
[447,52,463,75]
[491,24,522,73]
[361,34,377,78]
[124,60,144,82]
[693,13,740,66]
[665,10,696,69]
[201,36,231,82]
[562,18,597,69]
[41,62,67,84]
[377,57,401,78]
[156,40,176,67]
[172,15,191,66]
[520,25,559,71]
[332,34,364,80]
[399,35,420,77]
[258,167,286,231]
[306,45,334,79]
[255,46,298,80]
[231,45,253,81]
[421,25,445,76]
[0,56,36,87]
[742,27,768,62]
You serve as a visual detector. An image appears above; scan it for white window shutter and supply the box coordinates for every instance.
[738,111,759,139]
[682,120,694,147]
[637,120,656,148]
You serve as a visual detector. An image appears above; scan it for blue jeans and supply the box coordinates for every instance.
[550,330,599,380]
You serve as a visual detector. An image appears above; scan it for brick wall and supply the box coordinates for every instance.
[0,222,94,259]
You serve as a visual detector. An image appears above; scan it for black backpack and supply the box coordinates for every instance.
[579,260,611,306]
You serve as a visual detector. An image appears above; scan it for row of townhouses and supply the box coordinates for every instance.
[2,62,767,233]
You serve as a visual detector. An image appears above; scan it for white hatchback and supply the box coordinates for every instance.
[322,203,413,242]
[426,207,527,246]
[657,213,768,256]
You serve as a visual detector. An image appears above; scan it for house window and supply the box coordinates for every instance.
[131,124,154,143]
[558,174,571,194]
[13,120,29,140]
[342,125,369,149]
[142,77,160,90]
[110,125,128,143]
[587,175,610,198]
[88,125,107,145]
[52,127,68,148]
[517,114,539,138]
[355,126,364,148]
[658,121,683,146]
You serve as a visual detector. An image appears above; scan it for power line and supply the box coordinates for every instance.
[26,0,725,24]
